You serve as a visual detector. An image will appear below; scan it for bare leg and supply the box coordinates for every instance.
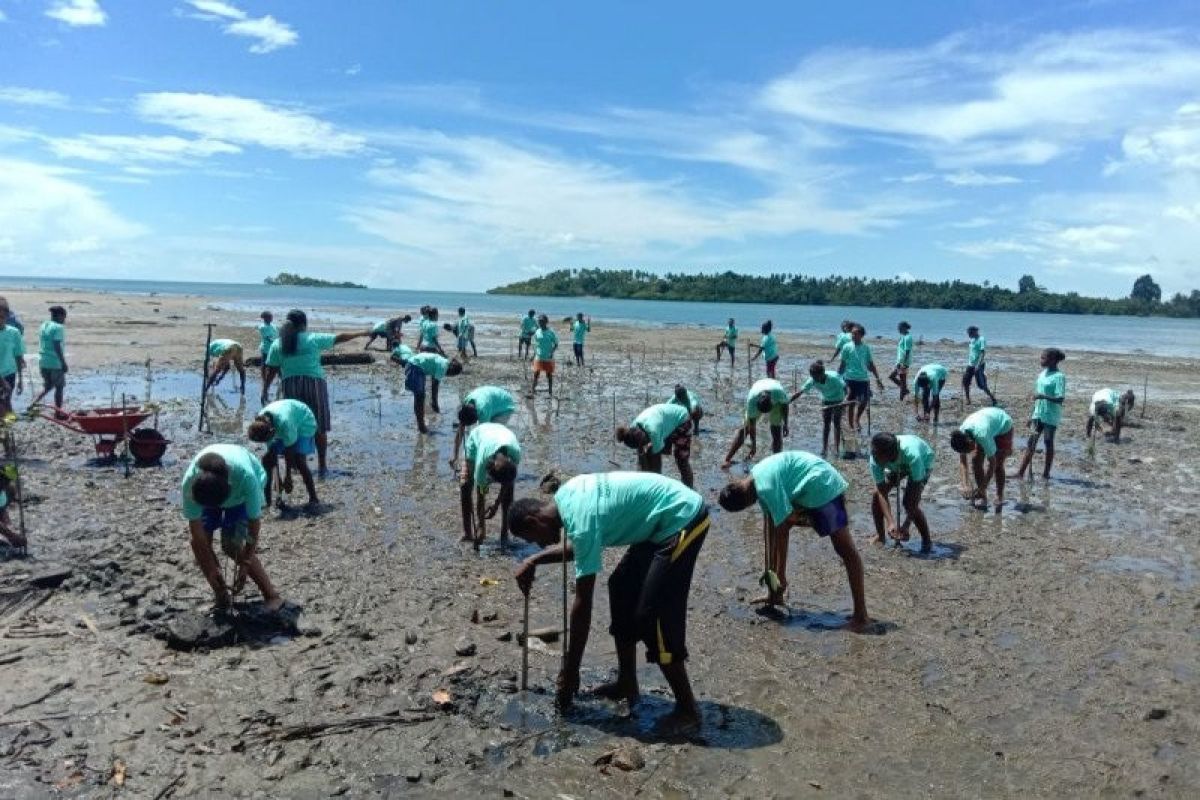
[655,660,701,733]
[315,432,328,474]
[593,640,640,702]
[189,528,231,608]
[770,425,782,454]
[870,491,887,543]
[289,452,318,505]
[240,553,283,611]
[414,393,428,434]
[722,427,747,467]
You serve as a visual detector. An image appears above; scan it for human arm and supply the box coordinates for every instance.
[450,426,465,468]
[14,356,23,394]
[474,489,487,540]
[874,479,900,537]
[514,541,576,594]
[54,340,67,373]
[868,358,885,390]
[781,403,790,438]
[971,450,989,503]
[261,366,279,400]
[333,329,372,345]
[829,528,870,629]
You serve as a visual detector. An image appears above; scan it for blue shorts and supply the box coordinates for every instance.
[200,504,249,536]
[268,435,316,458]
[846,379,871,403]
[807,495,848,537]
[404,364,427,395]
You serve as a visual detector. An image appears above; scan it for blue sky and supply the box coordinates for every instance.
[2,0,1199,297]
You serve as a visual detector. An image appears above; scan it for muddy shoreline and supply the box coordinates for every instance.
[0,289,1196,798]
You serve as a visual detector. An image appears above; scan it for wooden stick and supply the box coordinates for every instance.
[1141,375,1147,418]
[561,540,568,682]
[521,592,530,691]
[198,324,215,432]
[6,429,26,550]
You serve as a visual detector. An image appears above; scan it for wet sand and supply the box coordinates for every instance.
[0,287,1197,798]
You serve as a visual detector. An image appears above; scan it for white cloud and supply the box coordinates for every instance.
[943,169,1022,186]
[47,133,242,164]
[136,92,363,157]
[185,1,298,54]
[945,238,1041,258]
[0,159,144,268]
[761,30,1200,166]
[0,86,68,108]
[46,0,106,27]
[1119,103,1200,171]
[1042,223,1136,254]
[1165,203,1200,223]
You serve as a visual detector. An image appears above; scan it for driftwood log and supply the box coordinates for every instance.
[245,353,375,368]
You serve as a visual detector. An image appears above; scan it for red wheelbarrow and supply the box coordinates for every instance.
[38,405,170,464]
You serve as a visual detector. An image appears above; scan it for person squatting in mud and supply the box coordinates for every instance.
[247,399,320,511]
[511,472,710,736]
[1087,388,1136,444]
[459,423,521,547]
[617,401,695,488]
[180,444,283,612]
[718,451,870,628]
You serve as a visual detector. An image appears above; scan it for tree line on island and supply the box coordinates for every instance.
[264,272,366,289]
[489,269,1200,318]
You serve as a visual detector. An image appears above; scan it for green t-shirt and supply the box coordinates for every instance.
[839,341,873,381]
[913,364,948,394]
[745,379,788,423]
[208,339,239,358]
[520,316,538,336]
[896,333,913,367]
[761,333,778,361]
[725,325,738,345]
[668,388,701,413]
[555,472,704,579]
[1090,389,1119,418]
[968,336,986,366]
[800,373,847,403]
[257,323,277,353]
[392,343,415,361]
[572,320,590,344]
[533,328,558,360]
[265,331,338,379]
[372,321,389,336]
[465,423,521,490]
[409,352,449,380]
[869,434,934,484]
[464,386,516,423]
[457,316,473,336]
[632,403,690,455]
[180,444,266,521]
[39,320,65,370]
[420,319,439,348]
[0,325,25,377]
[751,451,849,526]
[960,407,1013,457]
[260,399,318,448]
[1032,369,1066,427]
[833,331,851,352]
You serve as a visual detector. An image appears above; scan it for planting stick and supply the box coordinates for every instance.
[198,324,215,432]
[560,541,568,681]
[6,429,26,551]
[521,592,530,691]
[1141,375,1147,418]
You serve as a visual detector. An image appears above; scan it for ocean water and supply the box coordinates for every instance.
[4,276,1197,356]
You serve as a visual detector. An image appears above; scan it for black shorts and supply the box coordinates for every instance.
[607,507,709,665]
[573,342,584,358]
[846,379,871,403]
[1030,419,1057,447]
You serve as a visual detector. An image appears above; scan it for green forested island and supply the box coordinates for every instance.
[490,269,1200,318]
[264,272,366,289]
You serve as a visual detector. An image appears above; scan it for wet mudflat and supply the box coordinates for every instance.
[0,325,1197,799]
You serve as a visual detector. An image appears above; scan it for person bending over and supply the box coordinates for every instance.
[868,433,934,552]
[722,378,790,468]
[460,423,520,547]
[617,402,694,487]
[247,399,320,510]
[950,407,1014,512]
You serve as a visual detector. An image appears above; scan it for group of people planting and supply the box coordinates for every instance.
[176,307,1138,737]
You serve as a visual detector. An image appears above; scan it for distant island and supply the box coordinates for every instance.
[490,269,1200,318]
[264,272,366,289]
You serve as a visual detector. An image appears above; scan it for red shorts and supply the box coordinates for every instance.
[994,430,1013,457]
[533,359,555,376]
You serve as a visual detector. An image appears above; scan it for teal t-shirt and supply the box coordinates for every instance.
[1090,389,1119,417]
[896,333,913,367]
[668,388,701,413]
[372,321,389,336]
[520,316,537,336]
[833,331,851,352]
[260,399,317,448]
[960,408,1013,457]
[745,379,788,422]
[409,352,449,380]
[1032,369,1066,427]
[968,336,986,366]
[839,341,873,381]
[208,339,239,358]
[533,328,558,360]
[555,472,704,579]
[464,386,516,423]
[572,320,590,344]
[179,444,266,521]
[0,326,25,377]
[420,319,439,348]
[725,325,738,345]
[913,364,948,394]
[751,452,849,526]
[465,423,521,490]
[265,331,338,380]
[761,333,778,361]
[800,374,847,403]
[869,434,935,484]
[632,403,690,455]
[39,320,65,370]
[257,323,277,353]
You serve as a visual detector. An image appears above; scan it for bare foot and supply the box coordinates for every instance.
[591,681,639,704]
[213,589,233,611]
[653,708,701,738]
[263,595,285,613]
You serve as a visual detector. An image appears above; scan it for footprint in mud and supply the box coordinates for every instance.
[894,541,965,560]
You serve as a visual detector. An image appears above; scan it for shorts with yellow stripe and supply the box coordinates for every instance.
[607,507,710,665]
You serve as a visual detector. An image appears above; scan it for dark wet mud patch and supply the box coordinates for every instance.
[885,540,965,560]
[159,601,306,651]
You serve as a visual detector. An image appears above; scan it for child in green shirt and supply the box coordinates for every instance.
[1016,348,1066,480]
